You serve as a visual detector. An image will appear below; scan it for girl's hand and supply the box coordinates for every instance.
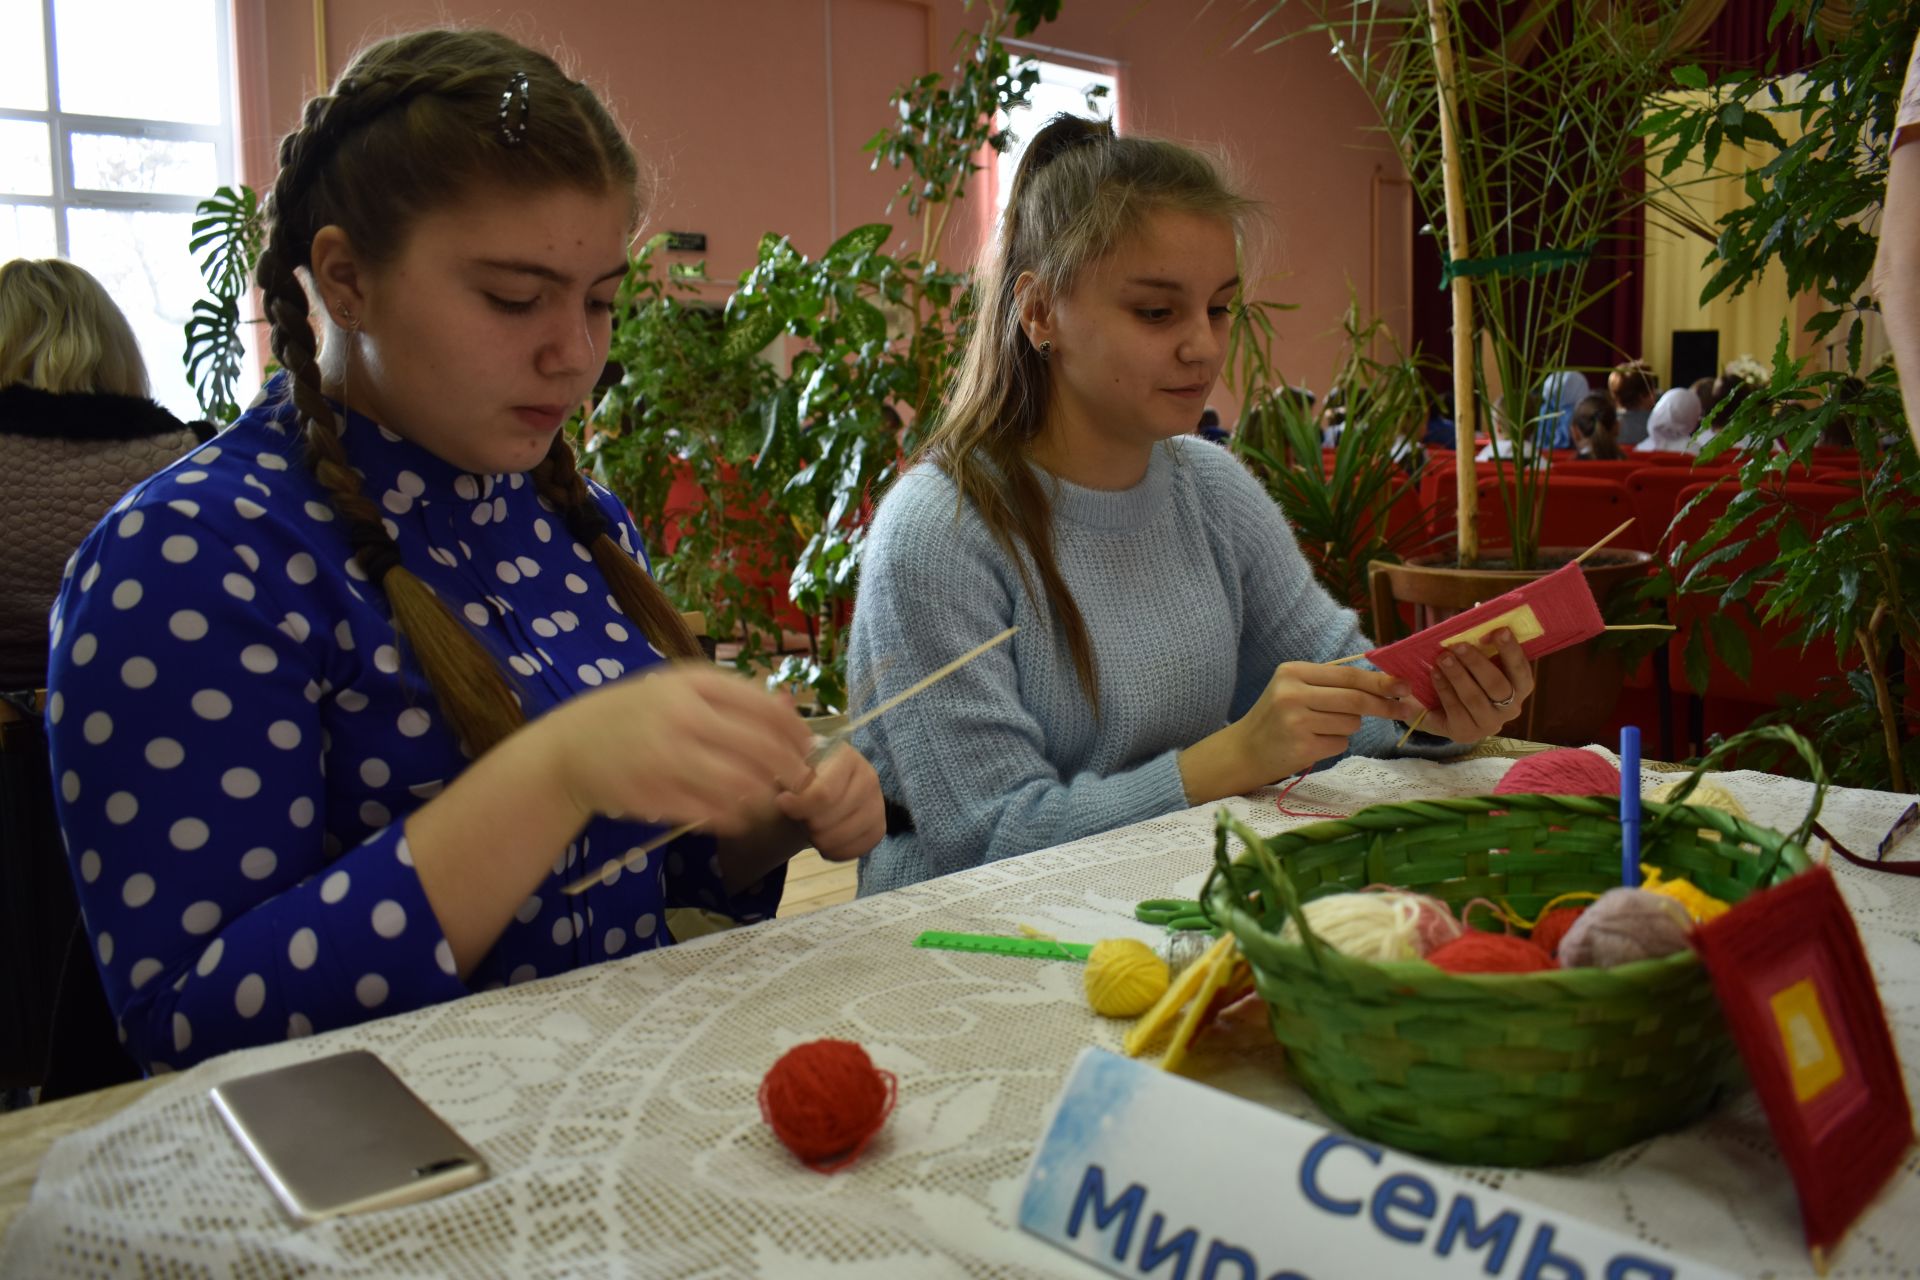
[1188,661,1407,797]
[544,664,816,837]
[775,744,885,862]
[1398,629,1536,743]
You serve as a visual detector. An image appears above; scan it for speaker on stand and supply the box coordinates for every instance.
[1669,329,1719,391]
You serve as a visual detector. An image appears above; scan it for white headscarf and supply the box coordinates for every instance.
[1636,387,1703,453]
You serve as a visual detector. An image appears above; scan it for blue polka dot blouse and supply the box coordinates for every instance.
[46,383,782,1073]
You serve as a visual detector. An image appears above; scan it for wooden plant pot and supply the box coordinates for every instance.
[1367,549,1654,748]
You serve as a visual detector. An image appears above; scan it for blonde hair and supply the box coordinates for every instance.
[917,115,1255,706]
[257,29,699,758]
[0,257,150,397]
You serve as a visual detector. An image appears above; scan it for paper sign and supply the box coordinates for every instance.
[1019,1049,1740,1280]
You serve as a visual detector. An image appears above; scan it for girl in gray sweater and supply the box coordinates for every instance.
[847,116,1533,894]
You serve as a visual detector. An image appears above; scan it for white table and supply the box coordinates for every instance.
[2,752,1916,1278]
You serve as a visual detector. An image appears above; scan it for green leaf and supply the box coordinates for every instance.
[840,297,888,345]
[1672,64,1709,90]
[826,222,893,262]
[722,307,783,363]
[1682,627,1711,693]
[1704,613,1752,682]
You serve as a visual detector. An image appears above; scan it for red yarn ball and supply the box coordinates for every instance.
[1426,931,1557,974]
[1529,906,1586,960]
[1493,749,1622,797]
[759,1039,897,1172]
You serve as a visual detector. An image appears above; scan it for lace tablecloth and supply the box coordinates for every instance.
[4,754,1917,1279]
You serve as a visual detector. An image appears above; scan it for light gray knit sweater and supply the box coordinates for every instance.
[847,434,1458,895]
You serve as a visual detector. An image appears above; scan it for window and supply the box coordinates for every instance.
[1,0,236,419]
[993,56,1118,224]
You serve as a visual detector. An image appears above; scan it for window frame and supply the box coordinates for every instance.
[0,0,237,256]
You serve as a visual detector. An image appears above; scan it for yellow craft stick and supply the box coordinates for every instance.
[1160,950,1251,1075]
[1603,624,1678,633]
[561,627,1018,896]
[1572,517,1635,565]
[1123,933,1233,1058]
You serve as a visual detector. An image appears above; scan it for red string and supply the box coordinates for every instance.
[1274,767,1347,819]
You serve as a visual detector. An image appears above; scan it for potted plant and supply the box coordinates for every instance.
[1638,0,1918,791]
[1237,0,1699,744]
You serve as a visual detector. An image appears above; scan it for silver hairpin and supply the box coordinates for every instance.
[498,71,531,146]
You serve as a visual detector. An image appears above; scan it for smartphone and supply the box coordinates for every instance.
[211,1050,488,1222]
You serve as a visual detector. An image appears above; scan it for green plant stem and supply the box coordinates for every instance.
[1858,601,1907,793]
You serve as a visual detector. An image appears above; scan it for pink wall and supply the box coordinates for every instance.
[252,0,1405,404]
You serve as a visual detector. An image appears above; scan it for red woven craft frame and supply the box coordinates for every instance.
[1367,562,1603,710]
[1691,866,1913,1255]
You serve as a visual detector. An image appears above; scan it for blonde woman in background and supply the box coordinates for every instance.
[0,258,212,690]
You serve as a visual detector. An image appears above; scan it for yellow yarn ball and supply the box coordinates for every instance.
[1084,939,1171,1017]
[1649,779,1749,844]
[1640,865,1731,924]
[1278,893,1424,962]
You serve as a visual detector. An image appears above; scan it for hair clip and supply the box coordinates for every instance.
[498,71,531,146]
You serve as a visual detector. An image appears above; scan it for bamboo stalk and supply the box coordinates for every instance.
[1428,0,1479,566]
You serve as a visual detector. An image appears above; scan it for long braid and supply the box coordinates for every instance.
[255,52,561,758]
[532,440,701,661]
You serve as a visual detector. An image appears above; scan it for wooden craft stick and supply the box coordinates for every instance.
[1393,709,1430,750]
[839,626,1017,737]
[1572,518,1635,565]
[1328,651,1368,666]
[1603,624,1678,633]
[562,627,1018,895]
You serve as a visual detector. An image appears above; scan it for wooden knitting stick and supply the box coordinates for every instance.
[561,627,1018,895]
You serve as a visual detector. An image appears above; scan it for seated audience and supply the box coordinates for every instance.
[1607,359,1658,448]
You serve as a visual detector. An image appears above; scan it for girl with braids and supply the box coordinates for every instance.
[846,116,1533,893]
[46,29,882,1073]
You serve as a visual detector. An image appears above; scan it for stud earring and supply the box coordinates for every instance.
[1037,340,1052,360]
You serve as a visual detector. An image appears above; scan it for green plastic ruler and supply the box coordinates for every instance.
[912,930,1092,962]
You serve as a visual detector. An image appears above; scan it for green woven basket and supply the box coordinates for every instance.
[1202,727,1826,1168]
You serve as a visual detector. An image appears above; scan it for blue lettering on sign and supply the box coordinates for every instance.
[1068,1164,1145,1261]
[1370,1172,1439,1244]
[1434,1194,1522,1274]
[1520,1223,1586,1280]
[1298,1134,1380,1216]
[1060,1164,1315,1280]
[1604,1260,1675,1280]
[1200,1240,1258,1280]
[1139,1213,1198,1277]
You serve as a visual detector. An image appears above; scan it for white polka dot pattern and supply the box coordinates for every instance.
[44,383,781,1073]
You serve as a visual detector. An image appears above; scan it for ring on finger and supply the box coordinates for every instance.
[1490,693,1515,709]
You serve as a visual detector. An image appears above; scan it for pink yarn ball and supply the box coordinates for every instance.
[1400,893,1466,955]
[1493,749,1623,797]
[1556,889,1692,968]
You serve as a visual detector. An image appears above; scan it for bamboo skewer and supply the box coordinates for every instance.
[1572,517,1635,564]
[561,627,1018,896]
